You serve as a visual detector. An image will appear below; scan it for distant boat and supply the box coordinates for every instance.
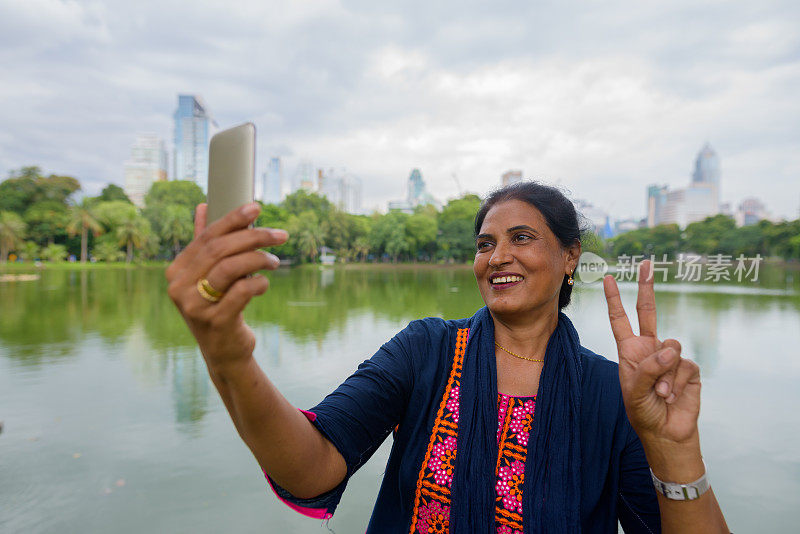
[0,274,40,282]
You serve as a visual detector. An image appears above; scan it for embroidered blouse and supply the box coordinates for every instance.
[265,317,661,533]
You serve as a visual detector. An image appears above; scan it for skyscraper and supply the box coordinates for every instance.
[173,95,216,193]
[260,157,282,204]
[319,168,363,214]
[501,170,523,186]
[123,134,168,208]
[646,143,722,228]
[388,169,438,212]
[691,143,721,214]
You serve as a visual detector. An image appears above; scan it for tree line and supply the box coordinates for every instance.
[0,166,491,264]
[1,166,797,264]
[606,214,800,260]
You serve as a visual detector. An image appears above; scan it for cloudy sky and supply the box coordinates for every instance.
[1,0,798,219]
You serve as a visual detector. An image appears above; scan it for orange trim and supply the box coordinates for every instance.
[495,398,514,474]
[408,328,468,534]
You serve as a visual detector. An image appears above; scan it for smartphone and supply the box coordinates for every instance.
[206,122,256,226]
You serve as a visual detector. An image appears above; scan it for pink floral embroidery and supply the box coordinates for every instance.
[508,400,535,447]
[496,459,525,514]
[496,525,523,534]
[428,436,457,487]
[497,394,510,441]
[417,499,450,534]
[446,385,460,423]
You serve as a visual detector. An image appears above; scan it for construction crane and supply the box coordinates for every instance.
[451,172,463,196]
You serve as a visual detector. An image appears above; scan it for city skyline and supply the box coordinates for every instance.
[0,1,797,220]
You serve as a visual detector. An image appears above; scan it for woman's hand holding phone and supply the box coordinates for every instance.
[166,202,288,374]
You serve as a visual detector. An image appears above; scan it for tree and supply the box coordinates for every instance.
[385,224,411,262]
[97,183,132,204]
[282,190,332,218]
[405,212,438,260]
[0,174,39,214]
[19,241,40,262]
[0,211,27,261]
[41,243,67,262]
[161,204,193,258]
[23,201,69,246]
[288,211,323,263]
[144,180,206,209]
[66,199,103,263]
[93,200,137,231]
[438,194,482,262]
[93,235,124,262]
[116,214,151,262]
[36,174,81,204]
[143,181,205,245]
[683,214,736,255]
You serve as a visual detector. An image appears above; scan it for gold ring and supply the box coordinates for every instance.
[197,278,224,303]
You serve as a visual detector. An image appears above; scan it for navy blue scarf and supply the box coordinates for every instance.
[449,306,584,533]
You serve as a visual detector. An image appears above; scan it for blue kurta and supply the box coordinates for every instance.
[268,315,661,533]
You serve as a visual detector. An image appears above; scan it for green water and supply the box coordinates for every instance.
[1,265,799,532]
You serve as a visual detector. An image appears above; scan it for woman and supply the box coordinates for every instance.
[166,182,729,533]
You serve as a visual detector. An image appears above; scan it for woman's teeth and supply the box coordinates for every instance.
[493,276,523,284]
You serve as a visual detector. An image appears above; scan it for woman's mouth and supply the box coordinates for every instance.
[489,274,524,289]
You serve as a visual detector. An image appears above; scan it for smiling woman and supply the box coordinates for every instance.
[166,181,729,533]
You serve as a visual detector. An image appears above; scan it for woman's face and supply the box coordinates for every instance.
[473,199,580,320]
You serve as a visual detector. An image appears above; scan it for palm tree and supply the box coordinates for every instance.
[161,205,192,258]
[66,200,103,262]
[289,212,323,263]
[0,211,27,262]
[116,214,150,262]
[353,236,370,262]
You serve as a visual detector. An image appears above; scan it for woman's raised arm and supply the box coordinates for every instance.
[603,260,729,533]
[165,202,347,499]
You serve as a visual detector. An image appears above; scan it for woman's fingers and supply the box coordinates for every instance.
[202,202,261,240]
[626,346,681,401]
[194,203,208,239]
[214,274,271,322]
[169,203,260,277]
[175,227,287,284]
[670,357,701,405]
[636,260,658,339]
[603,274,635,346]
[654,339,682,400]
[205,250,280,294]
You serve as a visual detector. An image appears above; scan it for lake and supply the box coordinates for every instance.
[1,264,798,532]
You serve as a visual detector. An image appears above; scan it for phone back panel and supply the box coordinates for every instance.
[206,122,256,225]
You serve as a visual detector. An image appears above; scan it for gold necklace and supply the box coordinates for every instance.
[494,341,545,363]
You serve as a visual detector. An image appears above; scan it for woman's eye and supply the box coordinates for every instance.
[477,241,492,250]
[514,234,532,242]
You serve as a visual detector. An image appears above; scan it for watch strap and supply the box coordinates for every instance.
[650,461,710,501]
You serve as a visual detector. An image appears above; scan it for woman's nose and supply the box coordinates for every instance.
[488,242,513,268]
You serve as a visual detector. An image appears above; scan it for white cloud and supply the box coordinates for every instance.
[0,0,797,219]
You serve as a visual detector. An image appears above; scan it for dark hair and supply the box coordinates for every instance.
[474,180,589,310]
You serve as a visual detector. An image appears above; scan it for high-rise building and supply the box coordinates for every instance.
[388,168,438,213]
[319,168,363,214]
[735,197,769,226]
[173,95,216,193]
[501,170,523,186]
[292,159,316,192]
[692,143,720,191]
[646,185,668,228]
[646,143,722,228]
[259,157,282,204]
[123,134,168,207]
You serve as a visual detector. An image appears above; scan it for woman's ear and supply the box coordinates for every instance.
[566,241,582,274]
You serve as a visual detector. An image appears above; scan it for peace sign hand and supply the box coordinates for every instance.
[603,260,701,445]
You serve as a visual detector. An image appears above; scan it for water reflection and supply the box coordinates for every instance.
[1,264,798,533]
[2,265,799,421]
